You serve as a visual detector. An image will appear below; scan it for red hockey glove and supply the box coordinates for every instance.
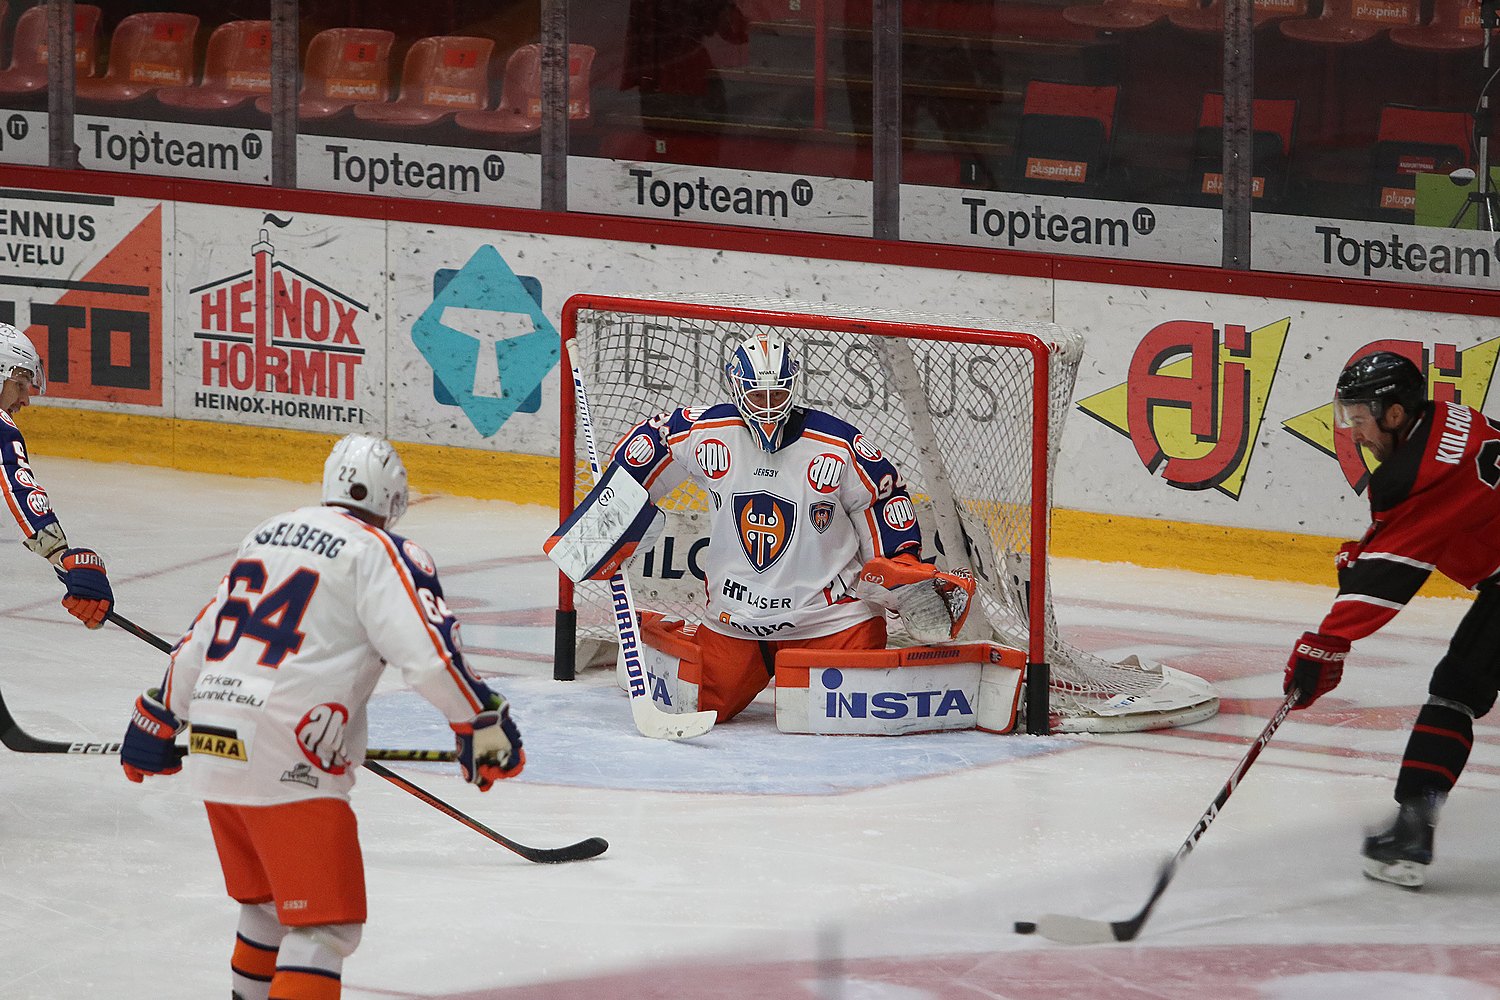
[452,700,525,791]
[1284,631,1350,709]
[56,547,113,629]
[121,688,184,783]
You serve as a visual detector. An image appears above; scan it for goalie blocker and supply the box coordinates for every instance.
[632,614,1025,735]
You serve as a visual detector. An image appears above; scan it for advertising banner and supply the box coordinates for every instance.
[1252,212,1500,292]
[297,135,540,207]
[173,206,386,434]
[0,110,48,166]
[901,184,1223,264]
[0,188,168,412]
[75,117,271,185]
[570,157,873,237]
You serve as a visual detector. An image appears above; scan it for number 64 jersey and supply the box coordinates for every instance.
[158,504,497,806]
[612,404,923,641]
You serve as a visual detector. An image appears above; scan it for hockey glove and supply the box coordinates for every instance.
[1284,631,1350,709]
[452,700,525,791]
[121,688,184,783]
[855,552,976,643]
[56,547,112,629]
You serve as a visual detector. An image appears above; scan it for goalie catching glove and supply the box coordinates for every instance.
[544,462,665,582]
[452,699,525,791]
[855,552,976,642]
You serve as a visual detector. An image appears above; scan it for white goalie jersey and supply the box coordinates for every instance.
[608,403,923,641]
[158,504,498,806]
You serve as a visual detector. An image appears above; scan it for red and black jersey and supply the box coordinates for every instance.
[1320,401,1500,641]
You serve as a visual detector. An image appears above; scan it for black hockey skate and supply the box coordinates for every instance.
[1361,793,1441,889]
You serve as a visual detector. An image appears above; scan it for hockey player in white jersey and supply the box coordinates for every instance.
[548,332,973,722]
[0,322,113,629]
[119,435,523,1000]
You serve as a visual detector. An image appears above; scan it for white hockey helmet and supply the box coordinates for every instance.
[0,323,44,394]
[322,434,409,528]
[725,332,801,451]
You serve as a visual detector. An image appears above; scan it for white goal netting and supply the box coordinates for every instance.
[558,293,1218,733]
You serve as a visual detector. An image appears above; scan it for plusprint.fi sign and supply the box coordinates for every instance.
[411,245,560,437]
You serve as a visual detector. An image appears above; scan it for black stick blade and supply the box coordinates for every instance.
[525,836,609,864]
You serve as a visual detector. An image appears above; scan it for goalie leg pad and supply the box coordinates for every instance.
[545,462,665,582]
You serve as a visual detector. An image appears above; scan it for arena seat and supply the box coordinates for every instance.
[75,11,198,102]
[352,35,494,125]
[253,26,393,119]
[0,4,100,95]
[1009,80,1119,196]
[1062,0,1195,32]
[1279,0,1417,45]
[1389,0,1486,51]
[156,20,272,110]
[1168,0,1307,32]
[454,43,595,135]
[1370,104,1472,222]
[1187,93,1298,207]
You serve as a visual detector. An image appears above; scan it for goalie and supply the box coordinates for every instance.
[547,332,974,722]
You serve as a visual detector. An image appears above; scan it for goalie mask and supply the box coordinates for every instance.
[725,333,801,452]
[0,323,43,395]
[322,434,409,528]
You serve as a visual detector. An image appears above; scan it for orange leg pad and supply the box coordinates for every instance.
[269,968,341,1000]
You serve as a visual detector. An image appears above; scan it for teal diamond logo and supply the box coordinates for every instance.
[411,245,560,437]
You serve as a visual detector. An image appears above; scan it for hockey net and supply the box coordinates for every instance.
[556,294,1218,734]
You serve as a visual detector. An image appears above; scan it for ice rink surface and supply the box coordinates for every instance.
[3,459,1499,999]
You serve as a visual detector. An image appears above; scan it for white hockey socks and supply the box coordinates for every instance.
[231,903,284,1000]
[268,923,361,1000]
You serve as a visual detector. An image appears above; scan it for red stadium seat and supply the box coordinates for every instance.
[1279,0,1417,44]
[1169,0,1307,32]
[1188,93,1298,205]
[1371,104,1473,220]
[1010,80,1119,194]
[0,4,102,95]
[254,27,393,119]
[157,20,272,110]
[453,43,595,136]
[75,11,198,102]
[1062,0,1196,32]
[352,35,494,125]
[1390,0,1486,51]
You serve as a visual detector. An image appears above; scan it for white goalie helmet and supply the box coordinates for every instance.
[322,434,409,528]
[0,323,44,394]
[725,332,801,451]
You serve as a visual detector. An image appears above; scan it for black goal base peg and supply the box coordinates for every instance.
[1013,921,1037,935]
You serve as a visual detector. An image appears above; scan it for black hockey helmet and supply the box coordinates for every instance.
[1335,351,1426,425]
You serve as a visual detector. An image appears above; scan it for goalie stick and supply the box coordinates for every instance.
[1014,687,1301,944]
[563,339,716,741]
[97,612,607,863]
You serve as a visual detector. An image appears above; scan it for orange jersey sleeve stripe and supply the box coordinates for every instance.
[0,473,34,536]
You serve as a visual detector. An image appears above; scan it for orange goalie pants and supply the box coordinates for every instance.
[205,798,367,927]
[696,616,887,722]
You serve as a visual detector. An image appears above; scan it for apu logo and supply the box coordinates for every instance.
[1283,337,1500,494]
[807,453,845,494]
[697,439,731,479]
[852,434,882,461]
[402,539,435,576]
[624,433,657,467]
[882,496,917,531]
[733,491,796,572]
[819,668,973,720]
[295,702,350,774]
[810,499,836,533]
[1076,317,1290,498]
[411,244,561,438]
[193,215,369,404]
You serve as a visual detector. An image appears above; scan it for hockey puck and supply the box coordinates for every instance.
[1013,921,1037,934]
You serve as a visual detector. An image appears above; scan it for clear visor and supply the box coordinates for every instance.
[4,365,40,395]
[1333,398,1380,429]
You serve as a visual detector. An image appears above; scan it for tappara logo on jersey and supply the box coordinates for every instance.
[295,702,351,774]
[807,453,845,494]
[810,500,836,533]
[733,491,796,571]
[697,438,731,480]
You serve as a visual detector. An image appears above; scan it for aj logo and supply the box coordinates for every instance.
[1283,338,1500,494]
[1077,318,1289,498]
[411,245,560,437]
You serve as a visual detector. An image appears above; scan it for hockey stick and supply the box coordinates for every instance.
[0,687,123,754]
[102,612,607,862]
[1014,687,1301,944]
[563,338,716,741]
[363,760,608,863]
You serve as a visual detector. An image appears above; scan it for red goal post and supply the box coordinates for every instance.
[552,293,1219,735]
